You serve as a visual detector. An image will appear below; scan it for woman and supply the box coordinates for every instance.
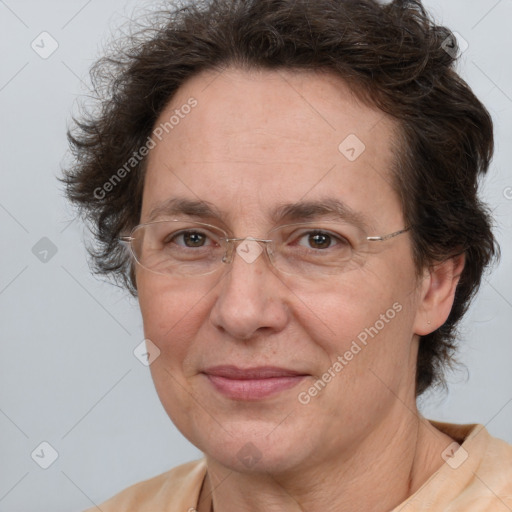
[62,0,512,510]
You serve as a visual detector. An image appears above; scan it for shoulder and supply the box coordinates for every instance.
[436,421,512,491]
[396,422,512,511]
[83,458,207,512]
[434,420,512,473]
[472,425,512,493]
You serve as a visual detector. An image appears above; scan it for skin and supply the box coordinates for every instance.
[136,67,465,512]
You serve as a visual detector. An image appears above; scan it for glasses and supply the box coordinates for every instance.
[119,219,410,278]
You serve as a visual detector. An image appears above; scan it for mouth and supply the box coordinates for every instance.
[201,365,309,401]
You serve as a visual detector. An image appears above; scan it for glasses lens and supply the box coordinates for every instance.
[131,220,226,276]
[268,222,368,276]
[127,220,374,279]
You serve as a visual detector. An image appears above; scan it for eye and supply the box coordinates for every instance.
[166,230,214,248]
[295,230,349,250]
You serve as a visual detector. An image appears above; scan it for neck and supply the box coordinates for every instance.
[197,413,452,512]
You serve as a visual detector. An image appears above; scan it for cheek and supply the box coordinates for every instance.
[300,276,394,337]
[300,264,419,370]
[137,274,214,438]
[137,272,210,368]
[288,279,419,447]
[294,280,418,419]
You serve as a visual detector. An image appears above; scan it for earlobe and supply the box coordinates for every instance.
[414,253,465,336]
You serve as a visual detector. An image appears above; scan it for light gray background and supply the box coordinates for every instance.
[0,1,511,510]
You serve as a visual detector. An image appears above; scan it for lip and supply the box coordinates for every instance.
[202,365,308,400]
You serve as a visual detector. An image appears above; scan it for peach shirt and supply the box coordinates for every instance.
[84,422,512,511]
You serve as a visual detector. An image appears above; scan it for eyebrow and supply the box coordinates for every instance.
[147,197,222,221]
[146,197,371,230]
[271,198,371,230]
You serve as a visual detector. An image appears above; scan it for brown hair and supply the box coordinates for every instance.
[61,0,499,396]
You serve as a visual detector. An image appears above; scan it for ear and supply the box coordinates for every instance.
[413,253,465,336]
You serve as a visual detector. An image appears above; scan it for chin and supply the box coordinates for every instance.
[196,420,313,475]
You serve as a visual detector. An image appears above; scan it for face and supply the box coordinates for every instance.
[136,67,426,474]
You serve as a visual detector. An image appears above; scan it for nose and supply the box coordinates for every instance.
[209,239,289,340]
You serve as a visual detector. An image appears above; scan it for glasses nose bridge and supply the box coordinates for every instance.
[221,236,274,266]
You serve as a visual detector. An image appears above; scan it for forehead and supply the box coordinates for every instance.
[141,67,402,229]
